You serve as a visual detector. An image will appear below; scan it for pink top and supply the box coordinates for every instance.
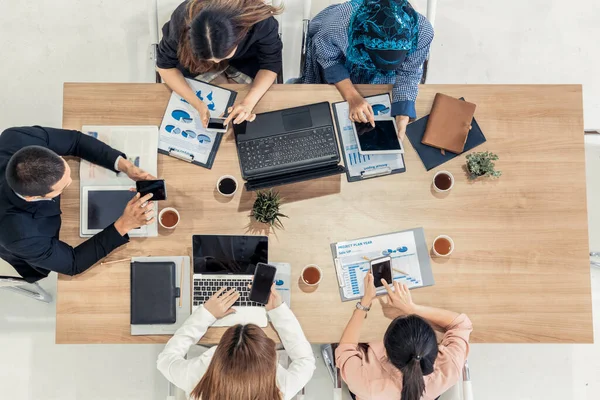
[335,314,472,400]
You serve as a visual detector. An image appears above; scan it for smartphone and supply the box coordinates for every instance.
[135,179,167,201]
[207,117,228,133]
[249,263,277,304]
[370,256,392,288]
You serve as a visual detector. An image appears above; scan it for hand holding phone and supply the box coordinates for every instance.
[249,263,277,305]
[370,256,392,289]
[207,117,228,133]
[135,180,167,201]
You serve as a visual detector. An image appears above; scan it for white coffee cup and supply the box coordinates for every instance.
[432,235,455,257]
[216,175,238,197]
[433,171,455,193]
[301,264,323,286]
[158,207,180,230]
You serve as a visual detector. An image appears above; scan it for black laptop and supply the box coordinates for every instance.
[233,102,346,190]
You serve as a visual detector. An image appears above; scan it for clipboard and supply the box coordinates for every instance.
[330,227,434,302]
[332,93,406,182]
[158,78,237,169]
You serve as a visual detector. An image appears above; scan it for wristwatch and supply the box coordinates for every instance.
[356,301,371,312]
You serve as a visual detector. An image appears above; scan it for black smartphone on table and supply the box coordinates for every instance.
[136,179,167,201]
[370,256,392,288]
[249,263,277,304]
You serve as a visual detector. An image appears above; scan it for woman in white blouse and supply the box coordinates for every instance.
[157,286,315,400]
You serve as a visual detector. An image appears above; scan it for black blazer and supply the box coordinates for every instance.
[0,126,130,283]
[157,0,283,78]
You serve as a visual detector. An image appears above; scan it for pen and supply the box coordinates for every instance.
[179,259,183,307]
[100,257,130,266]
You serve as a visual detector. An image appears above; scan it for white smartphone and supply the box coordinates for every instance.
[370,256,393,289]
[353,119,404,155]
[206,117,228,133]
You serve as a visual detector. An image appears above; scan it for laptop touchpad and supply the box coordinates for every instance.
[282,108,312,131]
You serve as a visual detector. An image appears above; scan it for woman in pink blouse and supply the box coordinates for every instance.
[335,273,472,400]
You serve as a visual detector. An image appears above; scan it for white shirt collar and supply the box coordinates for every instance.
[14,191,53,202]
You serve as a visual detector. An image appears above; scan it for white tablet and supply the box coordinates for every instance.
[353,119,404,155]
[80,186,149,237]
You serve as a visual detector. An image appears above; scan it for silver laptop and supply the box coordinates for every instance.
[192,235,269,327]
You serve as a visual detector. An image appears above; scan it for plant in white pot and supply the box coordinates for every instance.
[466,151,502,180]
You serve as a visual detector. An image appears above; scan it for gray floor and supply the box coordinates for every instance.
[1,0,599,399]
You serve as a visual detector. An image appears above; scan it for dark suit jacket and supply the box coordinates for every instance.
[0,126,130,282]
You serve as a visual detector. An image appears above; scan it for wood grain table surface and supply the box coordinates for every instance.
[56,83,592,344]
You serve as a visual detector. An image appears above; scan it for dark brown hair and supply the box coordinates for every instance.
[178,0,282,74]
[190,324,281,400]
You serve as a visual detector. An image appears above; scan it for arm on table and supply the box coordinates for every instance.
[2,126,124,172]
[4,225,129,277]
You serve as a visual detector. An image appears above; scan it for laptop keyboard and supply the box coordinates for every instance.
[193,277,263,307]
[238,127,338,173]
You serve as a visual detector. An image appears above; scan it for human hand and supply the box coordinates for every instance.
[114,193,155,235]
[360,272,377,308]
[193,100,211,128]
[118,158,156,181]
[264,284,283,311]
[395,115,410,141]
[348,95,375,126]
[381,281,416,315]
[224,102,257,125]
[203,287,240,319]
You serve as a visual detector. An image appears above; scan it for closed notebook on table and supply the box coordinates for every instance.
[131,261,180,325]
[421,93,477,154]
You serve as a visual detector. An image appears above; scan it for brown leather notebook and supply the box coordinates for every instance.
[421,93,476,154]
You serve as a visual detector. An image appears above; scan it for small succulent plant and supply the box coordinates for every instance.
[466,151,502,180]
[252,190,288,227]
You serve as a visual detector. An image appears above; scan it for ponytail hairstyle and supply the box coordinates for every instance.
[178,0,282,74]
[384,315,438,400]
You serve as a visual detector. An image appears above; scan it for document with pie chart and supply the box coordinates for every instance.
[158,78,237,169]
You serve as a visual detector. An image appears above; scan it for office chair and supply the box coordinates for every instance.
[321,343,473,400]
[585,132,600,269]
[297,0,438,83]
[148,0,285,84]
[0,258,52,303]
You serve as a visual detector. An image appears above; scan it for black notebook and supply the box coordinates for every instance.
[130,261,180,325]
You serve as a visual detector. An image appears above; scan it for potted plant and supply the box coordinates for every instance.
[251,190,288,227]
[466,151,502,180]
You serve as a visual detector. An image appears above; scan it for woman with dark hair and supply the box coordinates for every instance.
[157,0,283,127]
[336,273,472,400]
[157,286,315,399]
[301,0,433,139]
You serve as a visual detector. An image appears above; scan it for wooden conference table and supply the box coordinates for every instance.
[56,83,592,344]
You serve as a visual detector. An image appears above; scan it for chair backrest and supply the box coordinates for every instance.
[0,258,26,287]
[585,134,600,252]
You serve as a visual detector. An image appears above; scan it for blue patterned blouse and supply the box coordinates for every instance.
[300,1,434,119]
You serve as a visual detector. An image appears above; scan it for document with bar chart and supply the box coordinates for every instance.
[330,228,435,302]
[332,93,406,182]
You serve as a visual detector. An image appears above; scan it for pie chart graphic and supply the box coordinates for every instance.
[184,130,197,139]
[197,134,211,143]
[172,110,193,123]
[165,125,181,134]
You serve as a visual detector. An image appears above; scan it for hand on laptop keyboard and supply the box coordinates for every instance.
[203,287,240,319]
[194,278,264,308]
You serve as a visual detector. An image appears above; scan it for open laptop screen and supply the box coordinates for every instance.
[192,235,268,275]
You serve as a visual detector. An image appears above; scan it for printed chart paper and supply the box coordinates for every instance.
[158,78,233,167]
[80,125,159,238]
[335,230,423,300]
[333,94,405,178]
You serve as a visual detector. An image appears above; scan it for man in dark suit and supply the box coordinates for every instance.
[0,126,156,283]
